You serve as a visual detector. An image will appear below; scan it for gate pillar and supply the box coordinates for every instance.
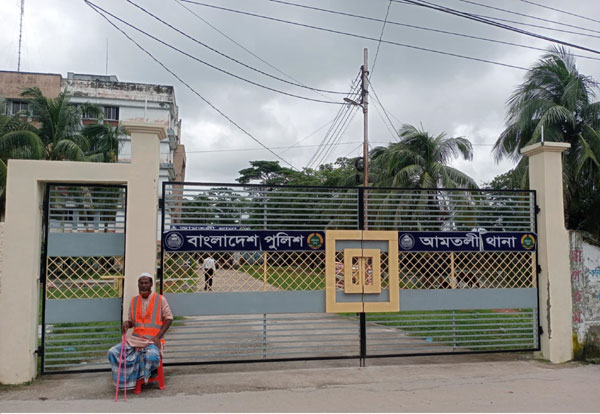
[521,142,572,363]
[0,122,164,384]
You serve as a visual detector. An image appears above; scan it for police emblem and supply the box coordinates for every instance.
[399,233,415,250]
[165,232,184,250]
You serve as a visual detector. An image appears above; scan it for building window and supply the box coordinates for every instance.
[5,100,29,115]
[103,106,119,121]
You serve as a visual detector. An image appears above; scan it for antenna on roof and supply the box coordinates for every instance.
[17,0,25,72]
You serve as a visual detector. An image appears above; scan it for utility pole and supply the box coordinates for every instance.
[343,49,370,228]
[17,0,25,72]
[361,48,369,230]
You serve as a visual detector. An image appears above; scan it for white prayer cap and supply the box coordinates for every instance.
[138,272,153,283]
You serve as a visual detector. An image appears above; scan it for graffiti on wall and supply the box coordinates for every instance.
[570,232,600,343]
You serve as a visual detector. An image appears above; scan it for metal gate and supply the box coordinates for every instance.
[40,183,127,373]
[160,183,539,366]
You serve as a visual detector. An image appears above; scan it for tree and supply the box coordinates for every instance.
[493,46,600,235]
[20,87,107,161]
[0,96,44,215]
[372,123,477,189]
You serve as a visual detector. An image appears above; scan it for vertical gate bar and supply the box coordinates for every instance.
[262,252,268,290]
[39,183,51,375]
[159,181,166,294]
[359,312,366,366]
[263,314,267,359]
[450,252,456,289]
[358,188,364,231]
[452,311,456,350]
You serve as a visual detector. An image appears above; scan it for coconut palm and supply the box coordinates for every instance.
[20,87,105,161]
[0,96,45,215]
[493,46,600,234]
[372,123,477,189]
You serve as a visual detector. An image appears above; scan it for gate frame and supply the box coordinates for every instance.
[39,182,128,375]
[159,181,541,367]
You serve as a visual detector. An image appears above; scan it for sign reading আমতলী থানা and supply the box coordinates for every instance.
[397,231,537,252]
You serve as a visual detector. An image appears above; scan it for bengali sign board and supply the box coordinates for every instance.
[398,231,537,252]
[163,230,325,252]
[163,230,535,252]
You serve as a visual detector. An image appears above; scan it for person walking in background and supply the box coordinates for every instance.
[202,255,216,291]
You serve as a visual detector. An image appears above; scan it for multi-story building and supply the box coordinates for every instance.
[0,70,186,234]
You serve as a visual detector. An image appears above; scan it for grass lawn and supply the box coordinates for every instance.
[365,309,536,350]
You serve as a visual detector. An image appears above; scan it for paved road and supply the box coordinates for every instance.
[1,354,599,412]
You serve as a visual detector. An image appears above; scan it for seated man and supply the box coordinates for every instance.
[107,272,173,390]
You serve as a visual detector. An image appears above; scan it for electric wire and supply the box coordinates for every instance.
[518,0,600,25]
[311,75,363,167]
[87,2,343,104]
[84,0,299,170]
[467,12,600,40]
[395,0,600,53]
[307,76,362,168]
[367,77,399,140]
[280,118,337,155]
[172,0,335,101]
[305,73,361,169]
[126,0,346,95]
[305,99,358,169]
[181,0,528,70]
[454,0,600,35]
[371,0,393,76]
[314,108,359,167]
[370,95,398,141]
[266,0,600,61]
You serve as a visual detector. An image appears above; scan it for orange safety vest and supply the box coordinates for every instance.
[131,292,165,345]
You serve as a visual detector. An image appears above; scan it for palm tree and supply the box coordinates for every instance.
[493,46,600,234]
[372,123,477,189]
[20,87,105,161]
[0,96,45,215]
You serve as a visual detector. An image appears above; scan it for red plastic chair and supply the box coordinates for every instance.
[133,358,165,394]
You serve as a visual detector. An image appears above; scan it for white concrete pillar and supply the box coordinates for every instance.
[0,122,164,384]
[521,142,573,363]
[0,178,45,384]
[121,122,164,320]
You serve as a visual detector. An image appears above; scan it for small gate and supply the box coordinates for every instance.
[160,183,538,366]
[40,183,127,373]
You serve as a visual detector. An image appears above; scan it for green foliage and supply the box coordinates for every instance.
[371,124,477,189]
[494,46,600,238]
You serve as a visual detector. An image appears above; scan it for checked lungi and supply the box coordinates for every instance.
[107,343,160,390]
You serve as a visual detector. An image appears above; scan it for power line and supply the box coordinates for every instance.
[280,118,336,155]
[371,0,392,76]
[172,0,335,101]
[87,2,343,105]
[367,78,399,140]
[126,0,346,96]
[396,0,600,54]
[266,0,600,61]
[468,12,600,40]
[306,83,361,169]
[84,0,299,170]
[181,0,529,70]
[454,0,600,35]
[305,72,361,169]
[518,0,600,25]
[171,141,369,155]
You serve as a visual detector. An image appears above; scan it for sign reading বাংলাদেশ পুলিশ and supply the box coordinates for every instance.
[163,230,325,252]
[397,231,537,252]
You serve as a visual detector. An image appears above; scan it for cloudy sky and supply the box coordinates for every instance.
[2,0,600,185]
